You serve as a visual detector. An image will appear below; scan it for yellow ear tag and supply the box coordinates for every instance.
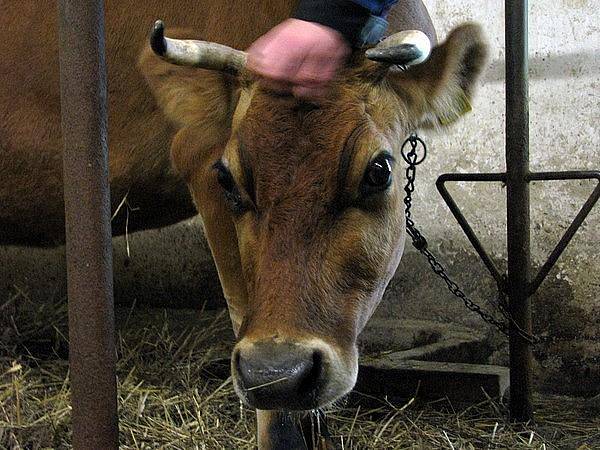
[438,89,472,126]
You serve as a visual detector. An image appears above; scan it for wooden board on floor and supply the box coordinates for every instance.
[354,357,509,405]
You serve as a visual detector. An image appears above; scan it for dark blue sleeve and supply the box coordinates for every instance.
[293,0,395,47]
[350,0,398,16]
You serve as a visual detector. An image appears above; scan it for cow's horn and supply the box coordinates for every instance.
[365,30,431,66]
[150,20,247,75]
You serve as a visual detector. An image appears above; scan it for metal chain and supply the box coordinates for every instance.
[401,133,539,345]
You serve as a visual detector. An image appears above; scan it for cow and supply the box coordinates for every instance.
[1,1,487,448]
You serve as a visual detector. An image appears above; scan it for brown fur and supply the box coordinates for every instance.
[0,0,437,246]
[1,2,486,448]
[215,24,485,443]
[0,0,296,245]
[149,10,486,422]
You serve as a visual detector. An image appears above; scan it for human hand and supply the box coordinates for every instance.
[247,19,351,99]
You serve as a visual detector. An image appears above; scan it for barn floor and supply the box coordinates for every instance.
[1,292,598,449]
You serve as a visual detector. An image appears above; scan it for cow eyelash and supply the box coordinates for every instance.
[213,160,247,214]
[214,160,235,191]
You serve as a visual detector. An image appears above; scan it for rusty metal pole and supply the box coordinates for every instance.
[505,0,534,422]
[58,0,119,448]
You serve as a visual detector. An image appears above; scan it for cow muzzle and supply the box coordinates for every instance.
[232,338,353,410]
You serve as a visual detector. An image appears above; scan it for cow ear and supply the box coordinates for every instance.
[384,23,488,128]
[138,28,235,130]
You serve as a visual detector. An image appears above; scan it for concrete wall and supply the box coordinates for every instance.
[416,0,599,312]
[0,222,223,310]
[381,0,599,395]
[1,0,598,395]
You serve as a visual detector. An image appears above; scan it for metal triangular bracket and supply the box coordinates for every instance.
[436,172,507,291]
[525,171,600,295]
[436,170,600,297]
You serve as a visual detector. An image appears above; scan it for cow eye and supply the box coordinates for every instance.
[213,160,246,213]
[362,152,394,193]
[214,160,235,192]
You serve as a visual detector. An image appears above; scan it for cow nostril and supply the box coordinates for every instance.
[312,349,323,372]
[297,349,323,395]
[235,343,326,409]
[234,348,241,369]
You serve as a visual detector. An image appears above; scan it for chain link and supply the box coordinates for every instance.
[401,133,539,345]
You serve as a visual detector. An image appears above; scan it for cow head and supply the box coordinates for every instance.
[144,21,487,411]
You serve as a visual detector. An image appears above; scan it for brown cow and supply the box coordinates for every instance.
[0,0,434,246]
[1,1,486,448]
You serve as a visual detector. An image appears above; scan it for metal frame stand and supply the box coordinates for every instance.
[437,0,600,422]
[504,0,534,422]
[58,0,119,447]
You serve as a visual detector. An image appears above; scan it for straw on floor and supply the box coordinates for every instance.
[1,290,598,449]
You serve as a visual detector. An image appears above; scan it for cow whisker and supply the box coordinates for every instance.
[246,377,289,391]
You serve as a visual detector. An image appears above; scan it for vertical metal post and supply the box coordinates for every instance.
[505,0,534,422]
[58,1,119,448]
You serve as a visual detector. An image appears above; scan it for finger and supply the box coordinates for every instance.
[248,37,305,83]
[292,84,328,100]
[259,78,294,95]
[293,47,339,87]
[246,34,277,72]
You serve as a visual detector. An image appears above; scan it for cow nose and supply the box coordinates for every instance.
[234,341,323,410]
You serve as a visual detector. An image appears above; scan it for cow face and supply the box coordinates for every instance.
[220,84,408,409]
[144,22,487,411]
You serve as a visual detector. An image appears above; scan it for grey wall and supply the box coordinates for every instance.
[382,0,599,394]
[1,0,597,395]
[417,0,599,313]
[0,222,223,310]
